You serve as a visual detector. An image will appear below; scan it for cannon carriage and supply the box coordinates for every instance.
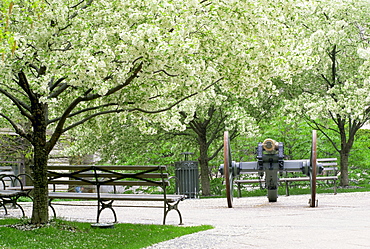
[219,130,321,208]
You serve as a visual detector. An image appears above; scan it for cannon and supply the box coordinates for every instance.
[219,130,321,208]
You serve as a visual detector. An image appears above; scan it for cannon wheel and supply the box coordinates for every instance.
[224,131,233,208]
[310,130,318,207]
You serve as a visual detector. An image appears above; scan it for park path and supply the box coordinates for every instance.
[10,192,370,249]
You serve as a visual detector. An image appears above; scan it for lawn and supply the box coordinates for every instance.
[0,218,213,249]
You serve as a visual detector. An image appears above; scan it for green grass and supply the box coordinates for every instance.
[0,218,213,249]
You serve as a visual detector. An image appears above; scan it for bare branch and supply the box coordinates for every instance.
[0,114,32,142]
[304,117,340,153]
[70,0,85,8]
[48,41,72,52]
[49,76,67,92]
[0,88,32,119]
[207,114,228,147]
[17,71,37,102]
[321,74,332,87]
[153,69,179,77]
[82,62,143,101]
[132,56,143,65]
[204,77,223,91]
[47,103,119,125]
[69,0,94,20]
[46,61,143,152]
[62,109,117,132]
[49,83,70,98]
[0,81,27,98]
[61,90,196,133]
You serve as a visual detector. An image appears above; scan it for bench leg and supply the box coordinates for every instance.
[0,197,25,217]
[237,182,242,198]
[48,200,57,219]
[285,181,290,196]
[333,180,337,195]
[11,201,25,217]
[0,200,9,215]
[97,200,117,223]
[164,200,183,225]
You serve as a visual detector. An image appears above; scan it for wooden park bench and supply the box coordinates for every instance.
[235,158,338,197]
[47,165,186,225]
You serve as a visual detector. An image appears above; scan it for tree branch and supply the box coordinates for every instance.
[69,0,94,20]
[47,103,119,125]
[17,71,37,102]
[49,83,70,98]
[0,88,32,120]
[304,117,340,153]
[207,113,228,147]
[49,76,67,92]
[46,61,143,152]
[153,69,179,77]
[0,114,32,142]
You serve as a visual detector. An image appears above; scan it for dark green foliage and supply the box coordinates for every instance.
[349,129,370,170]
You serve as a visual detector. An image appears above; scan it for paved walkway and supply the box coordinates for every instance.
[7,192,370,248]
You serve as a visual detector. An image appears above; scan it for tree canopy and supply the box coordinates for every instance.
[2,0,369,223]
[279,0,370,185]
[0,0,293,223]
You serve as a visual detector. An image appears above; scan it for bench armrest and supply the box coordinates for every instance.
[0,174,25,190]
[17,173,34,186]
[168,176,181,195]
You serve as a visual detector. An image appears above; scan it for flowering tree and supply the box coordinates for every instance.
[69,87,260,196]
[2,0,318,223]
[281,0,370,186]
[1,0,292,224]
[0,0,229,224]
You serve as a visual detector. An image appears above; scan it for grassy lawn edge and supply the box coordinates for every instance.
[0,218,213,249]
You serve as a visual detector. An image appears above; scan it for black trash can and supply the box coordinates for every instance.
[174,153,199,199]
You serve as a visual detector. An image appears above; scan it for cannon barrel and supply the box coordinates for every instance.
[262,138,279,152]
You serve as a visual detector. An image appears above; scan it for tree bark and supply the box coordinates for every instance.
[31,142,49,224]
[198,137,211,196]
[339,150,349,186]
[30,102,49,224]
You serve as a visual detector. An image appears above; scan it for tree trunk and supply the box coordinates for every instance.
[337,120,357,187]
[31,143,49,224]
[198,136,211,196]
[339,148,350,187]
[30,102,49,224]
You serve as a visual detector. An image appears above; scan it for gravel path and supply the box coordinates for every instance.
[6,192,370,248]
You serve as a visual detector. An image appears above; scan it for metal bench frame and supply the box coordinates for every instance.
[47,165,186,225]
[0,174,33,217]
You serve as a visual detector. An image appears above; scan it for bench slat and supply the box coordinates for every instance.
[47,172,169,179]
[236,176,338,184]
[317,158,337,162]
[0,166,13,171]
[47,165,167,171]
[321,162,338,166]
[48,180,170,186]
[48,192,185,202]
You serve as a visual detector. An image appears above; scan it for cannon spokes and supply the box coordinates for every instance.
[224,131,234,208]
[309,130,318,207]
[221,130,321,208]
